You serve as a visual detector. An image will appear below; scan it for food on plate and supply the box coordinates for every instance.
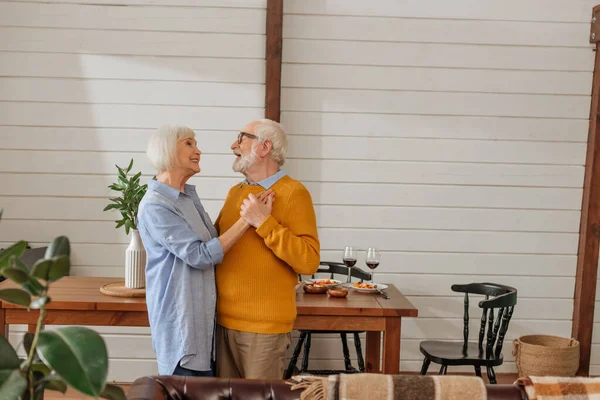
[327,287,348,298]
[303,284,328,294]
[312,279,339,286]
[352,282,376,290]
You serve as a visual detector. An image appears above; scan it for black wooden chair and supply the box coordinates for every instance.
[0,245,48,283]
[419,282,517,384]
[284,261,371,379]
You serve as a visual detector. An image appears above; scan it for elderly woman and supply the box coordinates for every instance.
[137,125,272,377]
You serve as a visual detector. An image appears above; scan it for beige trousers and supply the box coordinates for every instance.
[216,324,292,380]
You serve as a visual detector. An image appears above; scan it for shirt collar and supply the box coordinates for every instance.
[148,179,195,202]
[243,170,286,189]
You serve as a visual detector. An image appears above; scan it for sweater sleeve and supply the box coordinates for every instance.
[255,186,320,275]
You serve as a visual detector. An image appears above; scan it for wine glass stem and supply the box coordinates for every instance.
[347,268,351,284]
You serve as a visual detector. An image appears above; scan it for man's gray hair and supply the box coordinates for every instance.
[147,125,195,173]
[253,119,288,166]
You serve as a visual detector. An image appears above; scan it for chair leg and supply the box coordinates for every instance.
[353,333,365,372]
[300,333,312,372]
[340,333,354,371]
[420,357,431,375]
[486,366,497,384]
[474,366,482,377]
[439,365,447,375]
[284,332,307,379]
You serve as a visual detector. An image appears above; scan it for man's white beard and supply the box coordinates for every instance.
[233,145,258,173]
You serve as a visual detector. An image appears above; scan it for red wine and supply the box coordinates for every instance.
[366,262,379,270]
[343,258,357,268]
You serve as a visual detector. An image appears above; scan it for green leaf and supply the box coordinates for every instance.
[23,333,36,359]
[30,296,50,309]
[0,289,31,307]
[21,279,43,297]
[35,373,67,394]
[126,159,134,173]
[1,268,29,284]
[37,327,108,398]
[45,236,70,258]
[116,166,126,181]
[108,185,124,192]
[0,334,20,370]
[100,383,127,400]
[47,256,69,282]
[31,259,53,281]
[103,204,120,212]
[13,258,29,273]
[0,241,27,271]
[0,369,27,400]
[115,220,125,229]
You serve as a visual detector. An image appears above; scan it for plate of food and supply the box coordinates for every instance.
[306,278,342,288]
[347,282,388,293]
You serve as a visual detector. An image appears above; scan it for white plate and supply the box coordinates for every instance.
[346,283,388,293]
[305,279,343,288]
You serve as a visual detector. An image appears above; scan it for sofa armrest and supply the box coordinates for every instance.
[487,384,527,400]
[127,376,304,400]
[128,376,171,400]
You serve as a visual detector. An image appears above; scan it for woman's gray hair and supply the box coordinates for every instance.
[253,119,288,166]
[147,125,195,173]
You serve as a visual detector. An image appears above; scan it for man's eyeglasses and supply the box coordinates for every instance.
[237,132,258,144]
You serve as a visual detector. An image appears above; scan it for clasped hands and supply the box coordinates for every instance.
[240,189,275,228]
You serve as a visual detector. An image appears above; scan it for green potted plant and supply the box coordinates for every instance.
[103,159,148,289]
[0,209,126,400]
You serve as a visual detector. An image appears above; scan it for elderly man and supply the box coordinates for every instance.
[215,118,320,380]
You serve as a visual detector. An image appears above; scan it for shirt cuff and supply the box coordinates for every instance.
[256,215,279,238]
[205,237,224,265]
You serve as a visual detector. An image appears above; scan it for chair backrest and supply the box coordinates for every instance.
[315,261,371,281]
[0,245,48,283]
[298,261,372,282]
[451,282,517,359]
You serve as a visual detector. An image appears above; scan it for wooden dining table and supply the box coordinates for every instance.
[0,276,418,375]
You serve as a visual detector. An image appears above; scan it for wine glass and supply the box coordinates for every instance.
[342,246,357,283]
[365,247,380,284]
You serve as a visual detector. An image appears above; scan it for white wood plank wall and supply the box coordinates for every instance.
[280,0,595,375]
[1,0,599,380]
[0,0,266,381]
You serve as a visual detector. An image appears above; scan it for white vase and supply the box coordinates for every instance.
[125,229,146,289]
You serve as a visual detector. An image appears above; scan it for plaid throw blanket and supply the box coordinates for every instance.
[516,376,600,399]
[290,374,487,400]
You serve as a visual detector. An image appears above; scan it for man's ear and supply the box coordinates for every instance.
[259,140,273,157]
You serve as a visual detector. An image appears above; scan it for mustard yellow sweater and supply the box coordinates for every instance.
[215,175,320,334]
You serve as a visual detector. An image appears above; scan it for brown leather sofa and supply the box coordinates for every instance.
[127,376,527,400]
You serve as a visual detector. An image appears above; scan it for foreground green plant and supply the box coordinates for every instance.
[0,209,126,400]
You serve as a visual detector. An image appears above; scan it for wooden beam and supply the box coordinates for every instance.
[572,38,600,375]
[591,6,600,43]
[264,0,283,122]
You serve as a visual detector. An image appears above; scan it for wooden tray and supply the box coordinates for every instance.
[100,281,146,298]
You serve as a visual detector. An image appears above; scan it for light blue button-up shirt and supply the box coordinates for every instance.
[243,169,286,189]
[137,179,224,375]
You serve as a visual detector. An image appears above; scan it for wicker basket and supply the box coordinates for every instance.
[512,335,579,377]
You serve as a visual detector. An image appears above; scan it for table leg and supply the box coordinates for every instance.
[365,331,381,373]
[382,317,401,374]
[0,308,6,338]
